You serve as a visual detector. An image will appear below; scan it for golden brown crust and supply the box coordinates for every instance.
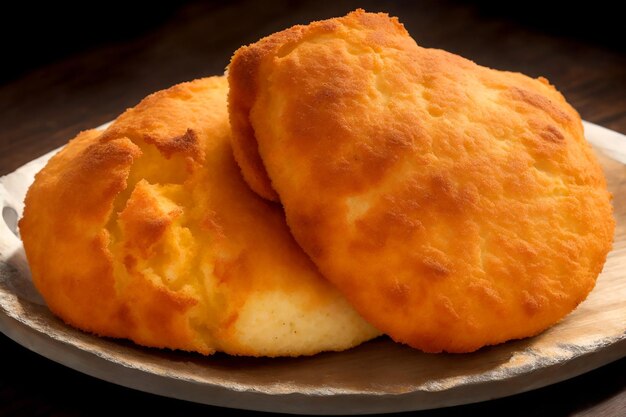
[20,77,380,356]
[228,10,615,352]
[227,9,408,201]
[20,131,142,339]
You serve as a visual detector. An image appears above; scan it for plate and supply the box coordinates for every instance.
[1,121,625,415]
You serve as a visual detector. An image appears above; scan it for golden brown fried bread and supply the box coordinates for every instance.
[228,10,615,352]
[19,76,379,357]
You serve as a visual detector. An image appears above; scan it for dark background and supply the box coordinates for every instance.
[1,1,625,416]
[2,0,625,84]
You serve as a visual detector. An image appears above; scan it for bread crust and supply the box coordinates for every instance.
[20,76,379,356]
[228,10,615,352]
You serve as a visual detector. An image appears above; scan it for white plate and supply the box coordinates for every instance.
[1,121,625,415]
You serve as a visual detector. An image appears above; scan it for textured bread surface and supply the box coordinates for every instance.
[228,10,615,352]
[19,76,380,357]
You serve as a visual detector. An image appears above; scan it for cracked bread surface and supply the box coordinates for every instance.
[19,76,380,357]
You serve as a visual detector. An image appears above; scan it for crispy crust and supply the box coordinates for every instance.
[227,10,615,352]
[20,77,379,356]
[228,9,408,201]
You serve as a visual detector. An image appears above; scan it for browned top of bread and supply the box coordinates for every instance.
[19,76,379,357]
[228,10,615,352]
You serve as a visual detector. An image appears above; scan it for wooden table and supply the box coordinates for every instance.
[1,1,624,415]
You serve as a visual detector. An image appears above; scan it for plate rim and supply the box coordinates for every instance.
[1,308,624,415]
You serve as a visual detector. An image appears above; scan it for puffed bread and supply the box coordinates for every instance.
[20,76,380,356]
[228,10,615,352]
